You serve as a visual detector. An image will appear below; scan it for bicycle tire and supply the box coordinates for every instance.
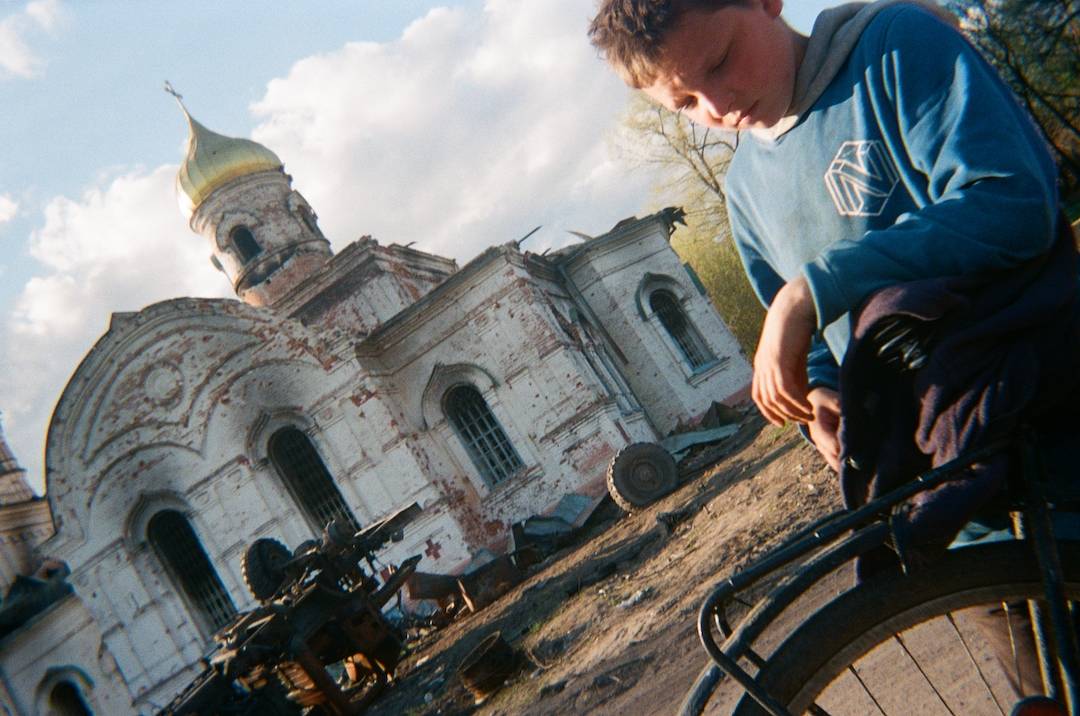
[731,540,1080,715]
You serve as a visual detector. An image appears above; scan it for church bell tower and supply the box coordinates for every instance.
[169,84,333,307]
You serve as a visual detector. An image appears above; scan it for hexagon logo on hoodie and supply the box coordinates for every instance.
[825,140,899,217]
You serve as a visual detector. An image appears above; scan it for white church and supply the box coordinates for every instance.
[0,101,750,714]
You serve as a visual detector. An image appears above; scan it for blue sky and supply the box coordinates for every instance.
[0,1,834,493]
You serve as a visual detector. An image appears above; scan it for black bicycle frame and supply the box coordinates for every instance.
[681,434,1080,716]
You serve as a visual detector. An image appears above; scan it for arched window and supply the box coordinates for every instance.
[47,682,91,716]
[49,681,92,716]
[444,385,523,485]
[147,510,235,633]
[268,427,359,533]
[649,289,715,370]
[230,225,262,262]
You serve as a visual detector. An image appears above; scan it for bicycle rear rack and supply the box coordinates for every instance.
[681,434,1080,716]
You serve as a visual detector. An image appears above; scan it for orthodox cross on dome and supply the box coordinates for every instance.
[163,80,182,102]
[163,80,191,116]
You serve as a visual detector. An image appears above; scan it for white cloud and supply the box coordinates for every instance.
[25,0,63,31]
[0,194,16,224]
[0,0,64,79]
[0,165,232,492]
[250,0,651,261]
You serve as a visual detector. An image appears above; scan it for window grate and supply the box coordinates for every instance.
[650,290,714,369]
[445,385,523,485]
[147,510,236,632]
[269,427,359,533]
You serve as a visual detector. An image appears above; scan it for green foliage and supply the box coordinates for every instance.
[948,0,1080,194]
[670,220,765,356]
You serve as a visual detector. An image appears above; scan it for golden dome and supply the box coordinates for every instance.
[172,92,283,219]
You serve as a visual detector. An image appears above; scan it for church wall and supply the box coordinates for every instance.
[356,250,653,563]
[278,240,458,337]
[0,595,134,715]
[37,299,456,708]
[563,219,752,435]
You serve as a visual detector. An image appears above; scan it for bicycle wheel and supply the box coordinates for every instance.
[731,540,1080,715]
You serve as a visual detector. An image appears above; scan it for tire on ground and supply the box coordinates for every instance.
[606,442,678,512]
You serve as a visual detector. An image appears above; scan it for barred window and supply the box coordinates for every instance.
[445,385,523,485]
[268,427,359,533]
[231,226,261,262]
[147,510,236,633]
[650,289,715,370]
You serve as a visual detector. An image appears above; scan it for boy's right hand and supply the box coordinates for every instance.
[806,387,841,472]
[752,276,816,426]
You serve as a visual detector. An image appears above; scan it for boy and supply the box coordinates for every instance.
[588,0,1061,473]
[591,1,1079,699]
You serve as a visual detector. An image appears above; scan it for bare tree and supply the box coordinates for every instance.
[950,0,1080,193]
[614,93,737,238]
[614,93,764,352]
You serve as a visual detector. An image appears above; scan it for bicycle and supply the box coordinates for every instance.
[678,422,1080,716]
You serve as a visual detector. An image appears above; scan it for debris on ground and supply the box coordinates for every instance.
[367,411,841,716]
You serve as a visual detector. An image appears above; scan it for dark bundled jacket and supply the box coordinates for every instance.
[837,218,1080,559]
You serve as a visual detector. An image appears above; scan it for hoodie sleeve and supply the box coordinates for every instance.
[802,5,1060,329]
[729,201,840,390]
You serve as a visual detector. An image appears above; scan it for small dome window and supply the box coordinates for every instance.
[298,205,320,235]
[230,226,262,262]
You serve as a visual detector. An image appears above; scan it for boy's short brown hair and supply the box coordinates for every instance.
[588,0,750,88]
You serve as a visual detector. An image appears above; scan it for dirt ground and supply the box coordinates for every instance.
[368,410,843,716]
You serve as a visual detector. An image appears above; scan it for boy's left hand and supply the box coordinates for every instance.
[752,275,817,426]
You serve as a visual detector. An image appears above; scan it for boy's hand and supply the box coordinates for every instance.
[806,387,841,472]
[752,275,816,426]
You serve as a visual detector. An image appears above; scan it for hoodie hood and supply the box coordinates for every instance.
[758,0,956,140]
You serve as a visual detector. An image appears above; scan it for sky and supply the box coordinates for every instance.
[0,0,834,494]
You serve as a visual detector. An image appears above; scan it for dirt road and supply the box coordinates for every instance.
[369,413,841,716]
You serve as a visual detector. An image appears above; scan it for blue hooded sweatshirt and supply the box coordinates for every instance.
[723,0,1060,389]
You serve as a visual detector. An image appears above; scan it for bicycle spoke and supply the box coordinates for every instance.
[894,632,957,716]
[946,612,1008,715]
[729,542,1080,716]
[1003,602,1027,696]
[845,663,887,715]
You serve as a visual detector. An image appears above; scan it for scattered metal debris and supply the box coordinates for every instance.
[458,631,522,702]
[656,506,696,535]
[659,424,739,461]
[458,554,523,613]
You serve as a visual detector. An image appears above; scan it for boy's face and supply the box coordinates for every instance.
[642,0,800,131]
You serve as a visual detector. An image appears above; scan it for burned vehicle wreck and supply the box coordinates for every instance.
[160,504,422,716]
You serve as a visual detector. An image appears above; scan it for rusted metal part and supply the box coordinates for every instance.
[458,632,520,701]
[457,555,523,613]
[159,503,423,716]
[405,571,459,601]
